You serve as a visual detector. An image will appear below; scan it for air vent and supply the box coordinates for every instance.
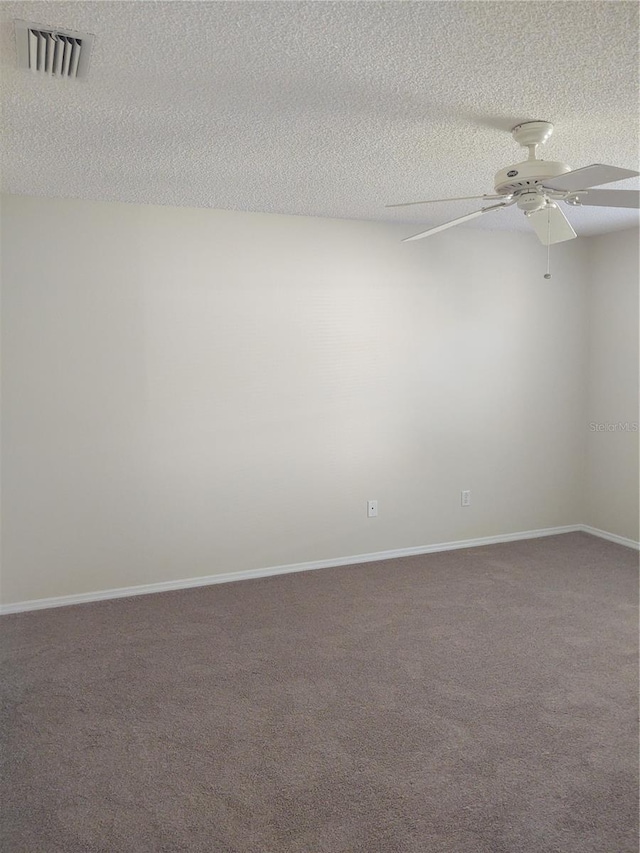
[15,20,94,79]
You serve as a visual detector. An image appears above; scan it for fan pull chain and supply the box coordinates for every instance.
[544,207,552,279]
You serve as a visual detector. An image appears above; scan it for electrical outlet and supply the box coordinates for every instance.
[367,500,378,518]
[461,490,471,507]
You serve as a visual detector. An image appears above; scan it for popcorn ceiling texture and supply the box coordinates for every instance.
[1,1,638,236]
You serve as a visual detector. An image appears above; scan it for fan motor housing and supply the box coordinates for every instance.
[494,159,572,194]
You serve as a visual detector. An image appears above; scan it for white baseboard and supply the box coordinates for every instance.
[0,522,636,615]
[579,524,640,551]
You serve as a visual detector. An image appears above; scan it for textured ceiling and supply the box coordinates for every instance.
[1,1,638,237]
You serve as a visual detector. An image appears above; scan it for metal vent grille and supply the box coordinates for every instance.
[15,20,94,79]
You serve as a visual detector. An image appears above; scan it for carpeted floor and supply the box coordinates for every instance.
[1,532,638,853]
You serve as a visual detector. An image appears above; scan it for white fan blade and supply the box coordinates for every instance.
[402,202,507,243]
[569,189,640,209]
[387,194,504,208]
[528,204,577,245]
[544,164,640,192]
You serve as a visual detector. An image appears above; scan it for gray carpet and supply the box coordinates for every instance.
[1,532,638,853]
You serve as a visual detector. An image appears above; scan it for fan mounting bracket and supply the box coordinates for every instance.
[511,121,555,149]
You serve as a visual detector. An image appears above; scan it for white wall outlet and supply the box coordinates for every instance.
[367,500,378,518]
[461,490,471,507]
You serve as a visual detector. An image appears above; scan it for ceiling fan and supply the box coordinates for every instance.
[388,121,640,246]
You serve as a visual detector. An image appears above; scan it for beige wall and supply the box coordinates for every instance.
[1,194,591,604]
[585,229,640,541]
